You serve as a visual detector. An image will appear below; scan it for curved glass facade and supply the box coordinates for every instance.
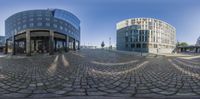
[116,18,176,53]
[5,9,80,55]
[196,36,200,46]
[5,9,80,41]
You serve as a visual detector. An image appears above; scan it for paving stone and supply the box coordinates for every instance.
[0,49,200,98]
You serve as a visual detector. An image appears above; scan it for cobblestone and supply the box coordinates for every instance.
[0,49,199,98]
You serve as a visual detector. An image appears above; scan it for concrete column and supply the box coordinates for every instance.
[49,30,54,55]
[12,35,16,55]
[54,39,57,52]
[26,30,31,56]
[62,41,65,51]
[196,48,198,53]
[34,39,36,51]
[65,35,69,52]
[16,41,19,54]
[78,41,80,50]
[24,40,26,53]
[73,39,76,51]
[4,39,8,54]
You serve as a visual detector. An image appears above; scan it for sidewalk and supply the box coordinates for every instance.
[105,49,149,56]
[156,53,200,59]
[1,96,200,99]
[0,53,6,58]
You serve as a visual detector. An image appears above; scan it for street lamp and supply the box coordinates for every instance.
[140,43,142,56]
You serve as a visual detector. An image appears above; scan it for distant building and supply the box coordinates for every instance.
[177,45,200,53]
[81,45,97,49]
[177,37,200,53]
[5,9,80,55]
[116,18,176,53]
[196,36,200,46]
[0,36,5,52]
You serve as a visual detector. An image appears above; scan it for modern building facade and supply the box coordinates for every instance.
[116,18,176,53]
[196,36,200,46]
[5,9,80,55]
[0,36,5,52]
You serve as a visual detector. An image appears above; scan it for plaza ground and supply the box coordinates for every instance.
[0,49,200,99]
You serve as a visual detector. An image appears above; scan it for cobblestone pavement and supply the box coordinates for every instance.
[0,49,200,99]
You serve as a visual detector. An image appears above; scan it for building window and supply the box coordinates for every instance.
[131,44,135,48]
[29,18,34,21]
[125,32,128,36]
[125,37,128,42]
[37,22,42,26]
[45,18,50,21]
[60,26,63,30]
[154,44,157,48]
[64,28,68,32]
[125,44,128,48]
[45,23,50,27]
[136,44,141,48]
[37,14,42,16]
[23,24,27,29]
[45,13,51,17]
[53,24,58,28]
[29,23,34,27]
[17,26,21,30]
[22,20,27,23]
[37,17,42,20]
[143,44,147,48]
[54,19,58,22]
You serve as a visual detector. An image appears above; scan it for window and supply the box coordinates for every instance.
[64,28,68,32]
[54,19,58,22]
[53,24,58,28]
[125,44,128,48]
[136,44,141,48]
[29,18,34,21]
[131,44,135,48]
[154,44,157,48]
[130,38,132,42]
[29,14,34,17]
[37,17,42,20]
[37,14,42,16]
[142,44,147,48]
[45,18,50,21]
[45,23,50,27]
[29,23,34,27]
[37,22,42,26]
[22,20,26,23]
[60,26,63,30]
[17,26,21,30]
[125,37,128,42]
[23,24,27,29]
[125,32,128,36]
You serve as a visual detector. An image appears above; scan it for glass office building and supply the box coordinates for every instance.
[5,9,80,55]
[0,36,5,52]
[196,36,200,46]
[116,18,176,53]
[0,36,5,46]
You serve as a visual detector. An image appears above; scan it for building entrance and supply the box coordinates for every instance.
[31,37,49,53]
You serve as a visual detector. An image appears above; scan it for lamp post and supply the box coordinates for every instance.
[140,43,142,56]
[109,37,111,50]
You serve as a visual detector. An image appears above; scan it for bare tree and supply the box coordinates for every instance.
[101,41,105,49]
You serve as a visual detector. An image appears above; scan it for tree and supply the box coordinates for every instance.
[101,41,105,48]
[178,42,188,47]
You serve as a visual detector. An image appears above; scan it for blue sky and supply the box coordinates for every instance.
[0,0,200,47]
